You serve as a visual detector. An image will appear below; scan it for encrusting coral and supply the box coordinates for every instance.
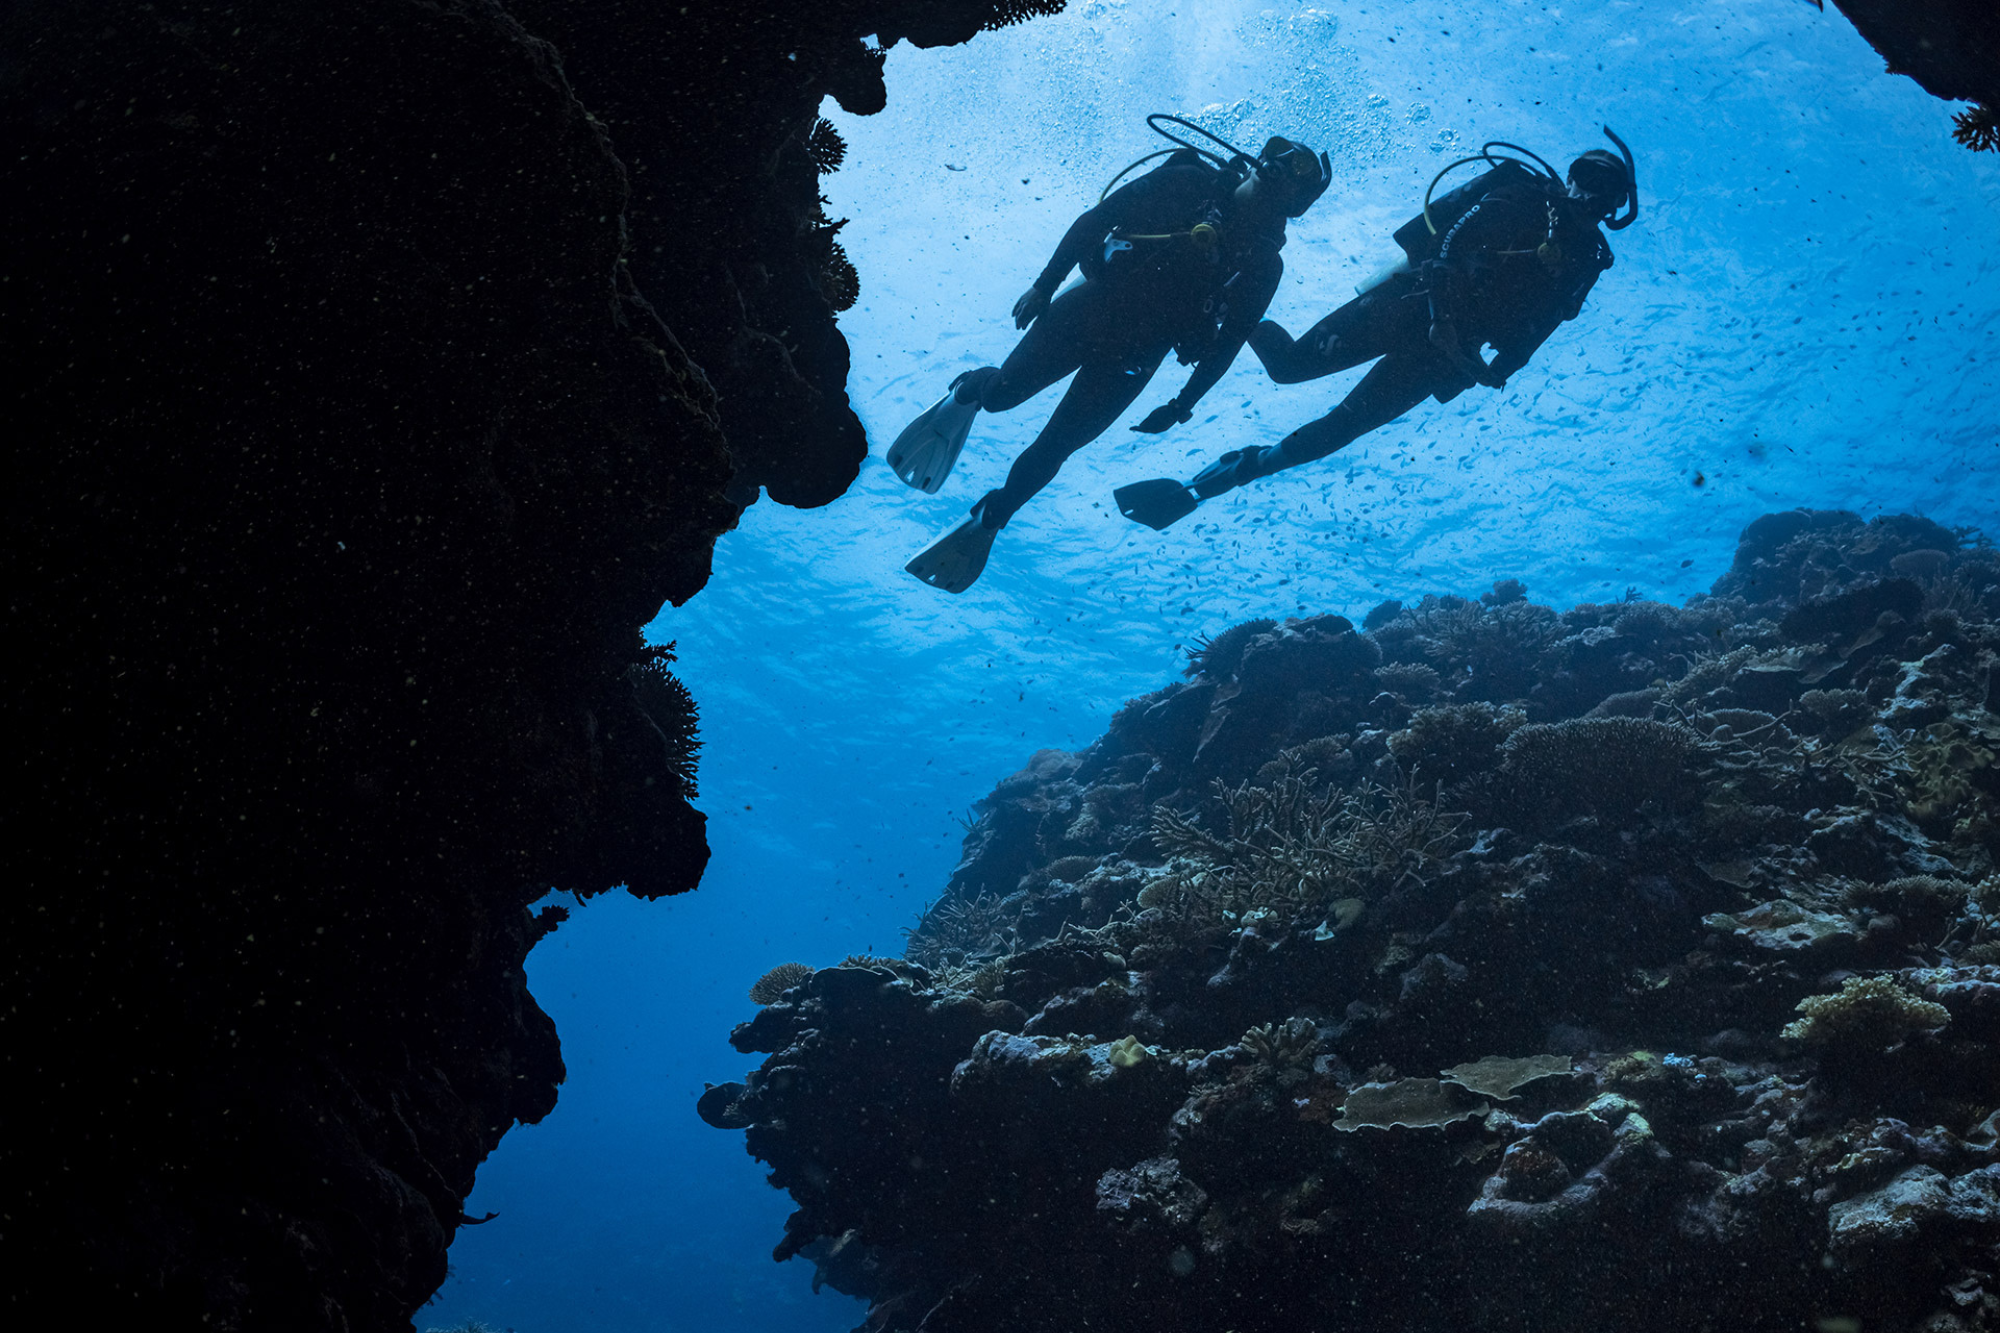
[720,511,2000,1333]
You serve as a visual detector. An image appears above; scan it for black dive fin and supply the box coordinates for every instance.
[1113,478,1199,531]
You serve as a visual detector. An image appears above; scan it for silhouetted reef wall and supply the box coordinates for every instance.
[0,1,1056,1328]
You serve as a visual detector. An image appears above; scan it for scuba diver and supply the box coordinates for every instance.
[887,115,1331,593]
[1112,129,1640,530]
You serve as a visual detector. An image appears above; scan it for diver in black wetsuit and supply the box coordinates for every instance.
[1113,131,1639,530]
[890,117,1331,592]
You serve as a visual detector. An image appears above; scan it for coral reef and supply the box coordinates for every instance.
[3,0,1065,1327]
[716,511,2000,1333]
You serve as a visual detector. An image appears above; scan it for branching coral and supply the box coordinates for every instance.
[1388,702,1526,790]
[1952,103,1999,153]
[819,244,859,312]
[1186,617,1276,680]
[929,957,1007,999]
[903,890,1019,965]
[980,0,1068,31]
[1395,595,1561,687]
[1656,646,1767,709]
[1499,716,1696,818]
[1781,974,1951,1049]
[1147,753,1468,926]
[629,645,701,797]
[803,117,846,173]
[1239,1017,1319,1068]
[749,962,815,1006]
[1373,661,1443,703]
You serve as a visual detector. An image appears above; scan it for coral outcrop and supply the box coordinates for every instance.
[718,510,2000,1333]
[2,1,1058,1328]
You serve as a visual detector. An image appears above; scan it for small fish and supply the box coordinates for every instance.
[945,162,967,171]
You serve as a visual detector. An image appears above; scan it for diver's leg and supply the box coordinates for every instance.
[976,357,1161,527]
[954,282,1107,412]
[1247,294,1390,385]
[1191,352,1433,497]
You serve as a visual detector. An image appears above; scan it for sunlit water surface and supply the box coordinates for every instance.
[429,2,1997,1328]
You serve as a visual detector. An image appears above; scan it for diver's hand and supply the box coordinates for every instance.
[1431,320,1505,389]
[1131,401,1192,434]
[1013,285,1050,329]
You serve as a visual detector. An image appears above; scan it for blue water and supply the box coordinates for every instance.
[426,2,1998,1329]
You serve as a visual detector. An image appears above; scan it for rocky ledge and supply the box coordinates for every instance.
[717,509,2000,1333]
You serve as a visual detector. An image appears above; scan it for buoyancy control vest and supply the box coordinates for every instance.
[1080,150,1270,364]
[1393,159,1611,322]
[1080,150,1238,281]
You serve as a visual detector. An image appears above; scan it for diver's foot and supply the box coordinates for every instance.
[905,514,999,594]
[948,366,1001,406]
[1113,478,1199,531]
[1189,445,1274,501]
[886,386,982,494]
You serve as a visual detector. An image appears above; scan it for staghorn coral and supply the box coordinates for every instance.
[749,962,815,1006]
[1782,974,1951,1048]
[1656,646,1769,709]
[904,889,1020,964]
[930,956,1007,999]
[1148,754,1467,926]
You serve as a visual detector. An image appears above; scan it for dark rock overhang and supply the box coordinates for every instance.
[1830,0,2000,150]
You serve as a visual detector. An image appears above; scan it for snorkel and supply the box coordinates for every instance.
[1599,125,1639,230]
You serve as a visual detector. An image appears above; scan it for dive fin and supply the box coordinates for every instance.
[905,517,998,594]
[1113,478,1199,531]
[886,390,980,494]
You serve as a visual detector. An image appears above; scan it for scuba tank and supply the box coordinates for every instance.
[1390,157,1546,267]
[1355,157,1545,296]
[1081,148,1239,284]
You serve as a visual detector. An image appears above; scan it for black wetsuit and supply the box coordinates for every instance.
[958,162,1285,525]
[1216,168,1611,491]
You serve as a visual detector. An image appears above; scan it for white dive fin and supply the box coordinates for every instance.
[885,390,979,494]
[905,517,998,594]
